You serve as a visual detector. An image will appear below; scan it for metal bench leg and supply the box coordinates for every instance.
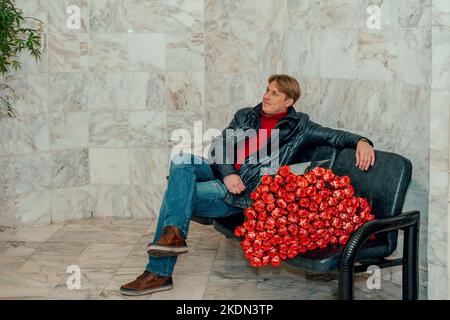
[402,224,419,300]
[338,267,354,300]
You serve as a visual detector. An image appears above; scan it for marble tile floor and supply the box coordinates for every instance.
[0,218,402,300]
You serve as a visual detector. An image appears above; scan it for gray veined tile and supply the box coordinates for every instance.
[0,270,60,299]
[398,0,431,28]
[151,275,209,300]
[432,0,450,27]
[287,0,321,31]
[205,0,230,32]
[5,75,48,116]
[203,275,258,299]
[52,149,89,189]
[48,73,88,113]
[49,112,89,150]
[89,0,128,33]
[89,34,128,72]
[48,0,89,33]
[230,0,285,32]
[166,32,204,72]
[320,0,359,29]
[89,110,129,148]
[89,149,130,185]
[77,243,134,269]
[89,185,130,218]
[48,33,89,73]
[129,33,166,72]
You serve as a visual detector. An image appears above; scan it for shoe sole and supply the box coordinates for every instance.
[120,283,173,296]
[147,244,188,257]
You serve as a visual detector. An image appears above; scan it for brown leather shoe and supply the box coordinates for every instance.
[147,225,188,257]
[120,270,173,296]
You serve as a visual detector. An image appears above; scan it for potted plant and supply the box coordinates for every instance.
[0,0,43,118]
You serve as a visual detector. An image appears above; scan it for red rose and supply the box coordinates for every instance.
[269,182,280,193]
[278,165,291,177]
[261,175,273,185]
[296,176,309,188]
[262,193,275,204]
[287,203,299,214]
[250,192,261,200]
[274,175,284,185]
[304,171,317,184]
[245,208,257,219]
[276,198,287,209]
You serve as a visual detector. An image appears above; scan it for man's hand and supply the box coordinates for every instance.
[355,139,375,171]
[223,174,246,194]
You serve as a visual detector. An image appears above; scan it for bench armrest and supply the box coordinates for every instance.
[340,210,420,271]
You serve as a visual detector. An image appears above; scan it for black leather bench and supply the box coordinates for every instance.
[190,145,420,300]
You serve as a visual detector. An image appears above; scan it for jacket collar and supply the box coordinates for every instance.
[252,103,299,122]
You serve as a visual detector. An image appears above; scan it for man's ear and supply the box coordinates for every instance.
[285,97,294,107]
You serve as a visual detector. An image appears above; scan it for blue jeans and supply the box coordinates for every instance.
[146,153,242,276]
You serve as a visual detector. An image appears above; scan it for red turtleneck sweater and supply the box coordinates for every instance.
[234,109,288,171]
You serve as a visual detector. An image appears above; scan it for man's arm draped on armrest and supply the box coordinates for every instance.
[304,118,374,149]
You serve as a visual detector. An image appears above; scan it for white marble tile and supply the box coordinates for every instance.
[89,0,128,32]
[395,83,430,139]
[78,243,134,269]
[430,91,449,172]
[0,157,15,198]
[89,148,130,185]
[0,115,50,156]
[358,0,398,29]
[398,0,431,28]
[166,32,204,72]
[205,33,231,73]
[428,207,447,267]
[231,32,285,74]
[52,186,92,223]
[431,28,450,90]
[204,72,231,111]
[166,110,207,153]
[48,0,89,33]
[89,33,128,72]
[0,270,59,299]
[89,110,129,147]
[357,31,397,82]
[290,76,320,120]
[428,263,448,299]
[129,111,167,147]
[0,223,64,242]
[90,185,130,218]
[205,0,229,32]
[130,147,170,187]
[128,185,164,219]
[165,0,204,33]
[320,30,358,79]
[51,149,89,188]
[129,73,166,111]
[287,0,320,30]
[320,0,359,29]
[2,75,47,117]
[354,80,397,134]
[48,73,88,113]
[14,152,52,194]
[319,78,358,129]
[397,29,431,86]
[396,136,429,192]
[49,112,89,150]
[203,275,258,299]
[88,73,129,111]
[14,190,52,225]
[48,33,89,73]
[230,0,285,32]
[429,168,449,210]
[128,33,166,72]
[229,73,267,110]
[166,72,204,111]
[287,31,321,77]
[127,0,167,32]
[432,0,450,27]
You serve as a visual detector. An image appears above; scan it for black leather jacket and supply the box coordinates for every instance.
[207,103,373,209]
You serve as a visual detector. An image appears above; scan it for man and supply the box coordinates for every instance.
[120,74,375,296]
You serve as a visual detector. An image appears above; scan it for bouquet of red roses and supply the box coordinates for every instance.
[234,164,375,268]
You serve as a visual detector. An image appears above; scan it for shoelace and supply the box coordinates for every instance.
[137,270,154,281]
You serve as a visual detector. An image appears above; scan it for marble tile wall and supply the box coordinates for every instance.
[0,0,447,299]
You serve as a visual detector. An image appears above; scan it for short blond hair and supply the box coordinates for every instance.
[268,74,301,105]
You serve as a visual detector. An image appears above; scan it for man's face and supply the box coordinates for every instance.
[262,81,294,115]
